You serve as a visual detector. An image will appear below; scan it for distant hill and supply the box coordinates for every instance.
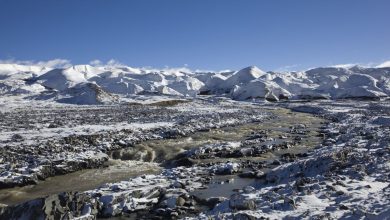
[1,63,390,104]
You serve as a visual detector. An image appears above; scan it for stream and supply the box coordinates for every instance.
[0,107,324,206]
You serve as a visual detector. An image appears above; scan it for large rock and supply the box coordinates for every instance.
[229,194,256,210]
[0,192,98,220]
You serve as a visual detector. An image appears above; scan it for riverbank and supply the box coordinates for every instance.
[0,99,327,219]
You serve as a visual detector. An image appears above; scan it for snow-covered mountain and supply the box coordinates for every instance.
[1,63,390,104]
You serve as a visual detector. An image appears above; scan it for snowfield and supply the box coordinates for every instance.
[1,63,390,104]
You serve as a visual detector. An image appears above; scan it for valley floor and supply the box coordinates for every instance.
[0,98,389,219]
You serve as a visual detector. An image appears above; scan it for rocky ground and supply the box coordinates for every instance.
[0,99,389,219]
[0,99,269,189]
[195,100,390,219]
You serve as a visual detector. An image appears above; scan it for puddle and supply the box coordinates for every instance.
[0,160,160,206]
[191,175,260,199]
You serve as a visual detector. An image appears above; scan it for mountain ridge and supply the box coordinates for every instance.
[1,63,390,104]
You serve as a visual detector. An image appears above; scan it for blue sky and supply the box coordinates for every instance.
[0,0,389,71]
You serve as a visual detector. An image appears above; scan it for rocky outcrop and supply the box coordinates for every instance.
[0,192,98,220]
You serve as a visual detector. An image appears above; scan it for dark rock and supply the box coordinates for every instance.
[239,171,256,178]
[174,158,196,167]
[229,194,256,210]
[11,134,24,142]
[0,192,99,219]
[233,213,259,220]
[176,197,186,207]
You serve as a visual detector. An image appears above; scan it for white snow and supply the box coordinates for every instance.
[2,62,390,104]
[0,121,174,146]
[376,60,390,68]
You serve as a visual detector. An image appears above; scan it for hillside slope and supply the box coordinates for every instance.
[1,63,390,104]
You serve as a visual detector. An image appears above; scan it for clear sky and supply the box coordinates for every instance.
[0,0,389,71]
